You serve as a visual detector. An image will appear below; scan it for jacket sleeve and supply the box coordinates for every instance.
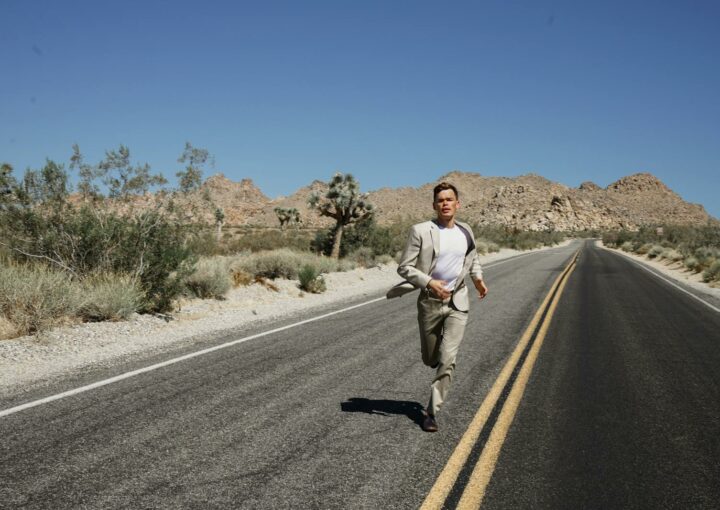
[469,250,483,281]
[467,228,483,281]
[397,225,433,289]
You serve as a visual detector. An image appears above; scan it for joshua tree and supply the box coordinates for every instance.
[308,172,373,258]
[214,207,225,240]
[274,207,301,230]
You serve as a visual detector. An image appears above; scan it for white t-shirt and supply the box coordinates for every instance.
[431,225,467,291]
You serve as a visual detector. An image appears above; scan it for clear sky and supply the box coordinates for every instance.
[2,0,718,217]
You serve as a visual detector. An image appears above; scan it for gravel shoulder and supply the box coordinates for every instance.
[0,243,570,395]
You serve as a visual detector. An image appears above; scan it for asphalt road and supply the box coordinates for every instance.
[1,240,718,509]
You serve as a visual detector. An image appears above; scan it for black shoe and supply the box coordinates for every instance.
[420,409,438,432]
[422,413,439,432]
[431,362,439,369]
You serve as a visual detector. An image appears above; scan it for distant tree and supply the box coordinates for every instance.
[308,172,373,258]
[176,142,212,194]
[214,207,225,240]
[21,159,70,207]
[70,144,101,201]
[274,207,301,230]
[97,145,167,200]
[0,163,16,208]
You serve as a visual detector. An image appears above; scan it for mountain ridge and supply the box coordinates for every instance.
[163,171,717,230]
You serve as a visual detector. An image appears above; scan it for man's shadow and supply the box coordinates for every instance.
[340,398,424,426]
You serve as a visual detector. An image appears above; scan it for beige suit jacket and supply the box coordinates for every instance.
[390,219,483,312]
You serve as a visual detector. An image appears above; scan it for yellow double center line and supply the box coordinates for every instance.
[421,250,580,510]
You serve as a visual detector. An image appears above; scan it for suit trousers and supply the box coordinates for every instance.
[417,292,469,417]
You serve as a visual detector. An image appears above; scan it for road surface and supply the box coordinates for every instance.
[1,240,718,509]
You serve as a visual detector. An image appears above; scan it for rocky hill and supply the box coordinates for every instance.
[117,171,714,231]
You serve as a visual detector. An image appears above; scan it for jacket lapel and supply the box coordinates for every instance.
[429,221,440,273]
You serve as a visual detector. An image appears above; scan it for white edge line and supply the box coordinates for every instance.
[0,296,386,419]
[607,248,720,314]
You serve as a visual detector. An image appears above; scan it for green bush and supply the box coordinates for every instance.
[636,243,653,255]
[184,257,232,299]
[80,273,144,321]
[298,265,326,293]
[0,263,84,334]
[0,206,195,312]
[312,217,410,258]
[702,260,720,283]
[620,241,635,252]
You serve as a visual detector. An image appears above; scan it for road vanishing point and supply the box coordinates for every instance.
[2,240,719,509]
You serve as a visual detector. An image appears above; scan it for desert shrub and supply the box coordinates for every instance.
[184,257,232,299]
[1,206,195,312]
[603,224,720,254]
[236,250,304,279]
[684,256,700,272]
[375,254,394,265]
[472,225,564,251]
[298,265,327,293]
[660,248,684,262]
[647,245,664,259]
[514,238,541,251]
[702,261,720,283]
[79,273,144,321]
[221,229,314,254]
[231,268,253,287]
[185,229,221,257]
[0,263,84,334]
[693,247,719,271]
[0,315,19,340]
[621,241,635,252]
[232,249,353,280]
[636,243,653,255]
[347,247,376,268]
[476,239,502,254]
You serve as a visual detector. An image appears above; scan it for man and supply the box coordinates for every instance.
[388,182,488,432]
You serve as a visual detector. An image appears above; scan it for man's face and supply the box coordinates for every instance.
[433,189,460,221]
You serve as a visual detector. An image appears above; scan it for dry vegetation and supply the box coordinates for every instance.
[1,150,570,340]
[603,224,720,284]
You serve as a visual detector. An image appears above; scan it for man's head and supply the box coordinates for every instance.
[433,181,460,223]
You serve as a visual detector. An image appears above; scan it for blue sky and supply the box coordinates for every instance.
[2,0,718,217]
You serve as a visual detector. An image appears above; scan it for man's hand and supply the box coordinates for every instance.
[473,278,489,300]
[427,279,451,299]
